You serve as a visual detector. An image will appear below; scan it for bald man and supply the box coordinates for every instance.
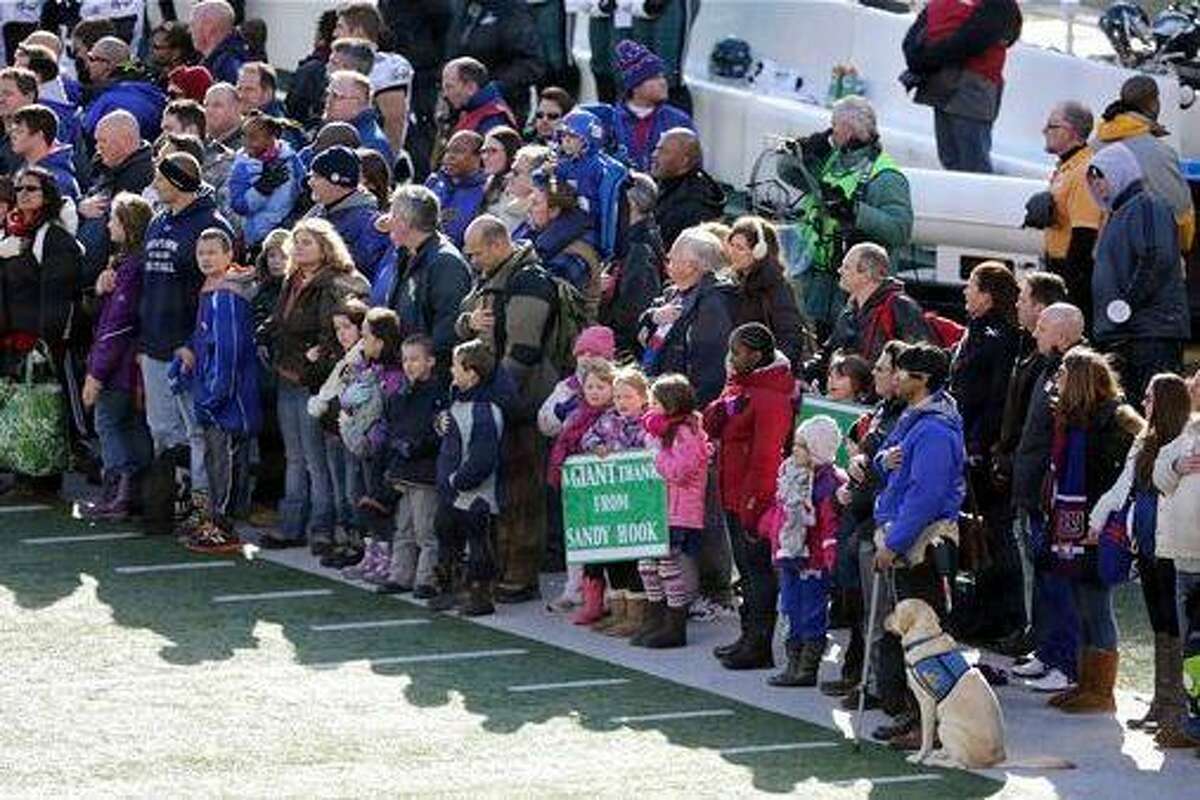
[78,110,154,279]
[651,127,725,248]
[191,0,247,85]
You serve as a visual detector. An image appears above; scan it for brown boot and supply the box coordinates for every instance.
[1049,650,1088,708]
[1154,636,1198,747]
[592,592,624,633]
[609,594,646,637]
[1061,649,1117,713]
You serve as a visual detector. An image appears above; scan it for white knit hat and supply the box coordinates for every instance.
[797,415,842,466]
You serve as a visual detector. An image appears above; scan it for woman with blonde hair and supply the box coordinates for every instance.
[260,218,369,551]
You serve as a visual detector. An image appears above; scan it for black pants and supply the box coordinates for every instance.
[585,559,644,592]
[438,505,497,583]
[1140,554,1180,636]
[727,511,778,631]
[878,561,946,706]
[966,464,1027,636]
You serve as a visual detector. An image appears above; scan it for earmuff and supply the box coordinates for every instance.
[751,217,769,260]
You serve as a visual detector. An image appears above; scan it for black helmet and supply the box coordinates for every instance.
[710,37,753,80]
[1100,2,1153,65]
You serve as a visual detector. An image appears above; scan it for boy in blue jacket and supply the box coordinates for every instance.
[430,339,505,616]
[174,228,262,554]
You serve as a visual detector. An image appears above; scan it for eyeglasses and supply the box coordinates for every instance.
[15,184,42,194]
[86,53,112,64]
[1042,123,1067,132]
[535,111,562,121]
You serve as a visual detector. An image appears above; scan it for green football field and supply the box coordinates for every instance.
[0,503,1004,798]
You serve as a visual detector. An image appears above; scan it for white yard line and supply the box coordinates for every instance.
[718,741,840,755]
[831,774,942,787]
[508,678,630,693]
[612,708,735,723]
[0,504,51,513]
[310,619,431,632]
[22,532,142,544]
[310,648,528,669]
[115,561,236,574]
[212,588,333,604]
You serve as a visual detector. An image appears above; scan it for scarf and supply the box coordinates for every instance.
[1049,419,1089,560]
[547,401,609,487]
[5,208,43,239]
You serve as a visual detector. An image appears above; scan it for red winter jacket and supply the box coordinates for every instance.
[703,353,797,527]
[924,0,1014,85]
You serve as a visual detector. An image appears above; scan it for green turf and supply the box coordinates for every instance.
[0,505,1004,797]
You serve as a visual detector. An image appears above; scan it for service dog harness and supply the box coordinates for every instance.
[905,634,971,703]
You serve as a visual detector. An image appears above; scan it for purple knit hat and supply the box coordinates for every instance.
[615,39,665,95]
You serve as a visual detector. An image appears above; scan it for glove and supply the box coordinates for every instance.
[821,185,856,224]
[253,160,289,194]
[554,394,580,421]
[1022,190,1055,229]
[723,394,748,417]
[0,235,24,258]
[898,69,924,92]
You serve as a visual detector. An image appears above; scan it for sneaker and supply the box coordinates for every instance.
[688,596,737,622]
[1012,655,1048,679]
[1024,668,1074,693]
[186,523,242,555]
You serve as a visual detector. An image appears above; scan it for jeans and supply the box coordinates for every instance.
[276,381,333,542]
[390,483,440,587]
[323,434,360,532]
[934,108,993,173]
[140,354,206,491]
[1027,510,1080,678]
[1176,570,1200,642]
[93,388,152,475]
[202,425,250,530]
[1070,579,1118,651]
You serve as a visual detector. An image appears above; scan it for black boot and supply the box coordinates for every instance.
[713,602,749,659]
[630,601,666,647]
[427,562,463,612]
[459,581,495,617]
[641,605,687,649]
[720,619,775,670]
[768,641,807,687]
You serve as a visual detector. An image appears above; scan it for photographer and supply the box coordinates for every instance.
[778,97,913,339]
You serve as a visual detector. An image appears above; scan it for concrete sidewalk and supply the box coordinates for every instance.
[255,542,1199,798]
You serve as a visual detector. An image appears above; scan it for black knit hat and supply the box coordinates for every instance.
[311,145,360,188]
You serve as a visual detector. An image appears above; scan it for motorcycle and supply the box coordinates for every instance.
[1101,1,1200,92]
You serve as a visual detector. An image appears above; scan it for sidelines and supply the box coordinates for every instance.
[310,619,431,632]
[116,562,237,574]
[718,742,841,755]
[23,532,142,545]
[832,774,942,787]
[310,648,529,669]
[212,589,333,604]
[611,708,735,723]
[0,504,52,514]
[508,678,630,693]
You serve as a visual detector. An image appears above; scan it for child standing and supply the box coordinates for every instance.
[80,192,155,520]
[768,415,846,687]
[431,339,506,617]
[580,368,651,637]
[376,334,445,597]
[228,113,303,250]
[632,374,711,649]
[177,228,262,553]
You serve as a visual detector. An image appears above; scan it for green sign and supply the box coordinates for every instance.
[562,450,670,564]
[797,394,871,467]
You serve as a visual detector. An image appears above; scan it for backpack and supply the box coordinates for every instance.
[544,274,591,374]
[876,295,965,349]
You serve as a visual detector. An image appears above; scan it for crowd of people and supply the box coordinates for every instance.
[0,0,1199,759]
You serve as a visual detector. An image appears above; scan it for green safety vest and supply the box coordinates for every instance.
[795,149,901,274]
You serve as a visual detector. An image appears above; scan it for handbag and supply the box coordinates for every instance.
[1098,497,1135,586]
[0,341,69,476]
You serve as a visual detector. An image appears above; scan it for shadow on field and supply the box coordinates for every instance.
[0,499,1003,796]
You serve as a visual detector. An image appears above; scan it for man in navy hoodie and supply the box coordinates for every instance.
[9,104,79,201]
[137,152,233,506]
[80,36,166,143]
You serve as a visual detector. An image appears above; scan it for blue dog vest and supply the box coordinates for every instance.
[907,636,971,703]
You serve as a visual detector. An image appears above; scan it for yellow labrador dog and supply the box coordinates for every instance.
[885,598,1006,769]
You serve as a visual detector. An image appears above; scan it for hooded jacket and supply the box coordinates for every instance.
[1089,143,1190,343]
[655,168,726,251]
[189,267,261,435]
[0,217,82,346]
[203,30,249,85]
[32,145,80,201]
[140,190,233,360]
[600,216,663,358]
[873,389,967,556]
[1096,110,1195,252]
[437,373,508,514]
[424,168,487,248]
[384,376,446,487]
[82,67,166,141]
[1154,418,1200,563]
[350,107,394,167]
[306,187,391,283]
[451,81,518,136]
[78,141,155,279]
[87,251,142,394]
[651,415,712,530]
[703,352,797,526]
[228,140,305,246]
[583,100,695,173]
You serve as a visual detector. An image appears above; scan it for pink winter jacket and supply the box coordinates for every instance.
[651,418,712,530]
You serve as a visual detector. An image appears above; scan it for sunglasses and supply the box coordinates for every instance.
[15,184,42,194]
[535,111,562,120]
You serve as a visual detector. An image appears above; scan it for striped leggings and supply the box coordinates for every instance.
[638,548,698,609]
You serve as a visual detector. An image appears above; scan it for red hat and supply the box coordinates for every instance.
[168,65,214,102]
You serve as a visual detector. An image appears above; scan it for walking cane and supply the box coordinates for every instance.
[852,568,883,752]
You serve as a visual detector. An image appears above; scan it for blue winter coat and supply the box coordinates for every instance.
[32,145,80,201]
[228,142,304,246]
[873,390,967,556]
[41,98,89,185]
[83,80,166,142]
[350,107,394,167]
[309,188,390,282]
[437,376,507,514]
[424,168,486,248]
[140,190,234,360]
[533,207,594,290]
[553,149,626,258]
[384,377,446,486]
[188,268,261,436]
[203,31,249,85]
[1092,181,1191,343]
[584,101,695,173]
